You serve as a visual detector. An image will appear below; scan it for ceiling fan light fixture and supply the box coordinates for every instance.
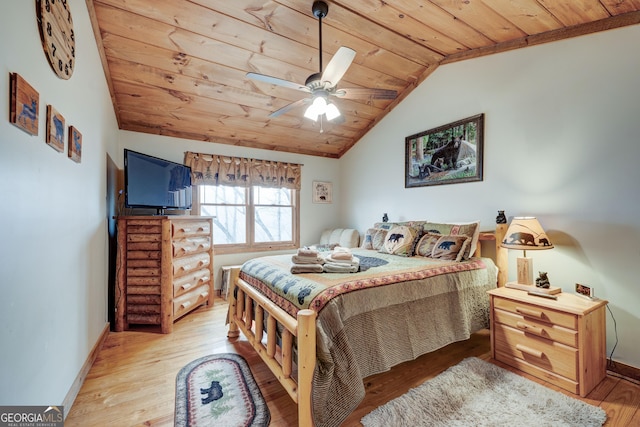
[304,95,328,121]
[325,102,341,121]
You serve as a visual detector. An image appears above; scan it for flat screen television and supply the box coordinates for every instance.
[124,149,192,214]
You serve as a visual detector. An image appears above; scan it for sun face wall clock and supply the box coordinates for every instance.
[36,0,75,79]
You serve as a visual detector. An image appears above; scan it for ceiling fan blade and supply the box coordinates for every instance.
[321,47,356,88]
[269,98,311,118]
[334,87,398,100]
[247,72,311,93]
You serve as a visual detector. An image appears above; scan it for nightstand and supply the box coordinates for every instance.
[488,287,608,397]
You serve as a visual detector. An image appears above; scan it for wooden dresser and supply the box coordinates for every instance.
[488,287,607,397]
[115,216,214,333]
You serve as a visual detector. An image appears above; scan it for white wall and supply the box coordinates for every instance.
[117,131,342,287]
[340,25,640,369]
[0,1,119,406]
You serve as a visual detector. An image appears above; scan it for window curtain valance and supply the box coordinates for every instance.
[184,152,302,190]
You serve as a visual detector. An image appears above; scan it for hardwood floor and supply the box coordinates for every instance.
[66,297,640,426]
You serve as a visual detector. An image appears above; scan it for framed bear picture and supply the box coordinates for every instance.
[405,114,484,188]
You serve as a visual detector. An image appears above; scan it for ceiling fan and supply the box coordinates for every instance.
[247,1,398,125]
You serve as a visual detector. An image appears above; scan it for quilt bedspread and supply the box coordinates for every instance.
[238,250,498,427]
[239,249,488,315]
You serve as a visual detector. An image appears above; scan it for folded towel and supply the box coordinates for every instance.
[323,262,359,273]
[292,255,325,265]
[297,247,319,257]
[330,250,353,261]
[323,256,360,273]
[291,264,324,274]
[323,254,359,265]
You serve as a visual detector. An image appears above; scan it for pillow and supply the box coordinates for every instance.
[381,225,422,257]
[421,221,480,260]
[429,234,471,262]
[362,228,388,250]
[311,243,339,252]
[415,233,440,257]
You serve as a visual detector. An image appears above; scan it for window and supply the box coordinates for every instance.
[196,184,299,254]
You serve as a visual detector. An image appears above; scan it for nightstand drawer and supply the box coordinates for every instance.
[494,296,577,330]
[494,323,578,381]
[494,308,578,347]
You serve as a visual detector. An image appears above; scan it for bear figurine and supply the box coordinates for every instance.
[535,271,550,289]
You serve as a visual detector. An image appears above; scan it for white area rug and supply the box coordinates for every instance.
[361,357,606,427]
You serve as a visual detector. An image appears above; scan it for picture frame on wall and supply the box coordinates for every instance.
[312,181,332,203]
[68,126,82,163]
[9,72,39,136]
[46,105,65,152]
[405,113,484,188]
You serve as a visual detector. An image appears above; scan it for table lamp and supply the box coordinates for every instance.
[500,216,558,294]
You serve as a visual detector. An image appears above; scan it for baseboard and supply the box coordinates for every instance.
[62,322,110,418]
[608,359,640,384]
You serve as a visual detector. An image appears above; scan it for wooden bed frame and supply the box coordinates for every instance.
[227,223,508,426]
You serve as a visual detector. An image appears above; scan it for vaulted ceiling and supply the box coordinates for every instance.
[87,0,640,158]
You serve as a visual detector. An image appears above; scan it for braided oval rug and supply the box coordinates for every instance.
[175,353,270,427]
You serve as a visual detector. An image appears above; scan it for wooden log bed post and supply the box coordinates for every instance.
[227,222,508,426]
[226,266,317,427]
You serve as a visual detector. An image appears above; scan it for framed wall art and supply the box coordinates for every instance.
[46,105,65,152]
[405,113,484,188]
[68,126,82,163]
[9,73,40,136]
[312,181,332,203]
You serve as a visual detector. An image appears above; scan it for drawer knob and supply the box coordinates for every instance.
[516,306,544,319]
[180,283,192,291]
[180,301,192,309]
[198,276,210,284]
[516,321,543,336]
[516,343,544,359]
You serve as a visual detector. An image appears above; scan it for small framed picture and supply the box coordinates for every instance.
[575,283,594,298]
[9,73,39,136]
[68,126,82,163]
[312,181,332,204]
[46,105,65,152]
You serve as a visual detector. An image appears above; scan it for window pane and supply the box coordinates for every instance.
[201,185,246,204]
[207,205,247,244]
[254,187,291,206]
[254,206,292,242]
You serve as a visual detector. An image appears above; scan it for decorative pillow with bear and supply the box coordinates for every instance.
[361,228,388,251]
[430,234,471,262]
[381,225,422,256]
[421,221,480,260]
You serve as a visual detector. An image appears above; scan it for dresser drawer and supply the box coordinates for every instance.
[494,296,577,330]
[171,219,211,238]
[173,268,211,298]
[494,323,578,381]
[494,308,578,347]
[172,252,210,277]
[172,236,212,258]
[173,284,210,319]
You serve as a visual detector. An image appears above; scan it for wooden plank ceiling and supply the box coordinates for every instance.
[87,0,640,158]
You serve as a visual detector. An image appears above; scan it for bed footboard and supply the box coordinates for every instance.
[227,267,316,426]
